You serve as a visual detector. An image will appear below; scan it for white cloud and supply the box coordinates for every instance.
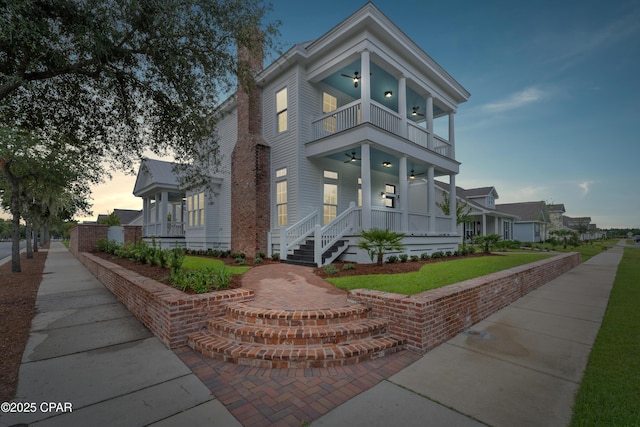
[481,87,548,113]
[578,180,595,196]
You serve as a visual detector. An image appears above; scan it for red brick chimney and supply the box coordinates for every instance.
[231,34,271,258]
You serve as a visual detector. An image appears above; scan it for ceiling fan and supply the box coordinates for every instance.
[341,71,360,88]
[344,151,361,163]
[409,169,426,179]
[411,106,425,117]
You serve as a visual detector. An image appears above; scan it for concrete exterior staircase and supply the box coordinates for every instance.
[283,239,348,267]
[187,302,406,368]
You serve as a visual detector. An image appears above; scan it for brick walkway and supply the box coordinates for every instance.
[175,263,421,426]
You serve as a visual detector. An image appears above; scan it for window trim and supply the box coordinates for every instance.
[276,87,288,134]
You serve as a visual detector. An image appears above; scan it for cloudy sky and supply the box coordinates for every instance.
[78,0,639,228]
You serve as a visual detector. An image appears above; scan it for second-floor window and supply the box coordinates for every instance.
[276,87,288,133]
[323,92,337,133]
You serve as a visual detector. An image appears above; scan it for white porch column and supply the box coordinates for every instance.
[143,197,149,236]
[449,174,457,234]
[161,191,168,237]
[495,216,499,236]
[154,194,160,236]
[398,76,407,138]
[427,166,435,234]
[448,111,456,158]
[426,95,434,151]
[361,50,371,123]
[361,143,372,230]
[482,214,487,236]
[399,156,408,233]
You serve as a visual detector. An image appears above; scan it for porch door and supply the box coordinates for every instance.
[323,170,338,224]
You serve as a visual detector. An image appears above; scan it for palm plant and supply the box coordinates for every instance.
[357,228,405,266]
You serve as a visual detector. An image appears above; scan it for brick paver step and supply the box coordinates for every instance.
[187,332,407,369]
[208,317,390,345]
[227,302,372,326]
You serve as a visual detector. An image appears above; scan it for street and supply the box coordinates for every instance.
[0,240,26,262]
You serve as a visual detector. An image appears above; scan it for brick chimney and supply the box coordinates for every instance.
[231,34,271,258]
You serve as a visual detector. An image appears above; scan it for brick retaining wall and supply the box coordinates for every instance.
[77,252,254,348]
[348,252,581,353]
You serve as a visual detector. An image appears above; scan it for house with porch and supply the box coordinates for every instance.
[133,3,470,265]
[495,201,550,243]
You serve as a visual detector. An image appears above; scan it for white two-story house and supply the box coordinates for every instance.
[134,3,470,266]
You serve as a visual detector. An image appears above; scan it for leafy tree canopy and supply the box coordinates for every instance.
[1,0,280,181]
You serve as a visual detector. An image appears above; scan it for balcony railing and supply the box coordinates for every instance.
[311,100,453,159]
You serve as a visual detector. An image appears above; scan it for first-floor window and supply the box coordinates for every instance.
[187,192,205,227]
[384,184,396,208]
[276,167,288,226]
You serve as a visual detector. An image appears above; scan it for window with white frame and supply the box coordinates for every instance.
[276,87,288,133]
[276,167,288,226]
[322,92,337,133]
[187,192,205,227]
[323,170,338,224]
[384,184,396,208]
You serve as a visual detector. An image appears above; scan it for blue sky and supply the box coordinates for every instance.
[81,0,639,228]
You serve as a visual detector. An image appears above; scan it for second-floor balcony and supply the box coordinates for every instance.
[310,99,453,159]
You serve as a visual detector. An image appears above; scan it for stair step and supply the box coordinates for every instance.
[187,332,407,368]
[227,303,371,326]
[208,317,389,345]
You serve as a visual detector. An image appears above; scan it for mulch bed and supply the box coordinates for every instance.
[0,247,48,402]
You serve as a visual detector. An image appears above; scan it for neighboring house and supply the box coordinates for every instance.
[495,201,550,243]
[133,159,187,244]
[546,204,566,237]
[97,209,143,226]
[134,3,471,265]
[563,216,601,240]
[434,182,518,242]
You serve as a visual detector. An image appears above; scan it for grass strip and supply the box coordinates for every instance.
[182,256,250,274]
[570,248,640,426]
[326,253,552,295]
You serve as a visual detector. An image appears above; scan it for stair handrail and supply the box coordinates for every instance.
[315,202,356,265]
[280,209,319,261]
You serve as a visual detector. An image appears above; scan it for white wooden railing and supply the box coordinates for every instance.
[311,100,361,140]
[314,203,358,266]
[280,210,318,260]
[145,221,185,237]
[311,100,453,159]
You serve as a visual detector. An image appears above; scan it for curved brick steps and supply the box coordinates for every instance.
[187,303,407,368]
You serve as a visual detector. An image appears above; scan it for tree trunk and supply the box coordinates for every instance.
[26,220,33,259]
[8,171,21,272]
[33,220,39,253]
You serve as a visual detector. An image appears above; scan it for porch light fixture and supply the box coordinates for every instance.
[410,170,415,179]
[384,91,393,98]
[382,161,392,168]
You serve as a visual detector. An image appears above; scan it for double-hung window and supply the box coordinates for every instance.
[187,192,205,227]
[276,88,288,133]
[323,170,338,224]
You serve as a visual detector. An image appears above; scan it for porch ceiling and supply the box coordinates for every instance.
[327,146,453,177]
[321,59,447,118]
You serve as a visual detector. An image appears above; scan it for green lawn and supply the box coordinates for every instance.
[570,247,640,426]
[326,253,552,295]
[182,256,251,274]
[518,239,618,262]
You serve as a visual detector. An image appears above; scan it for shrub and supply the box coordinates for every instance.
[254,256,263,264]
[357,228,405,266]
[431,251,444,259]
[386,255,398,263]
[342,263,355,270]
[445,251,452,257]
[271,252,280,261]
[323,264,339,275]
[410,255,419,262]
[420,252,430,260]
[234,257,246,265]
[399,254,408,263]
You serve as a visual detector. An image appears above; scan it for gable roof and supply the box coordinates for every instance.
[459,186,499,199]
[434,181,517,219]
[547,204,566,213]
[133,158,182,197]
[97,209,142,225]
[496,201,548,222]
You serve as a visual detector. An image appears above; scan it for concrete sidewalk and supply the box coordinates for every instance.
[314,244,625,427]
[0,243,239,427]
[1,241,627,426]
